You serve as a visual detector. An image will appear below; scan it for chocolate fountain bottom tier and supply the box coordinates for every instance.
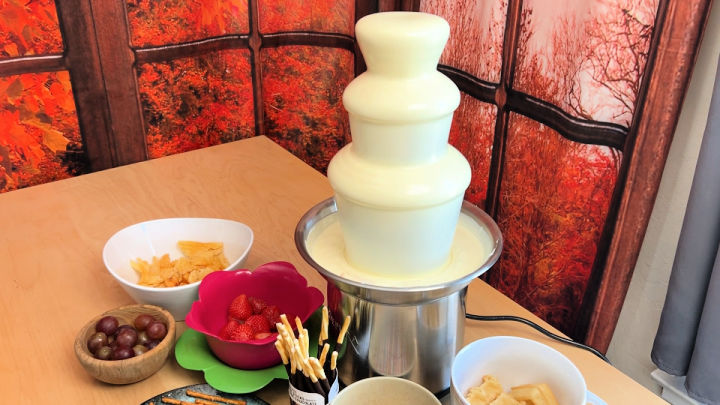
[327,283,466,396]
[295,198,503,304]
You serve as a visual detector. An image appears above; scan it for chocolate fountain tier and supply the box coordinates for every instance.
[295,198,502,305]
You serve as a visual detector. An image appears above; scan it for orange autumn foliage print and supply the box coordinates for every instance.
[262,46,353,172]
[258,0,354,35]
[0,0,83,192]
[126,0,249,47]
[0,72,85,192]
[448,95,496,208]
[137,50,255,159]
[489,115,619,331]
[0,0,62,58]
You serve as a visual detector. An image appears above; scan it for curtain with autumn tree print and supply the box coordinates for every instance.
[420,0,658,338]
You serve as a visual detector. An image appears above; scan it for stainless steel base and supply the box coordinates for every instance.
[328,282,466,394]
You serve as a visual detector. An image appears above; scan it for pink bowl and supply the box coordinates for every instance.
[185,261,324,369]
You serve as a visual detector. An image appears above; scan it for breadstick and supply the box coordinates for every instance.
[330,351,338,370]
[160,398,193,405]
[309,357,327,380]
[310,357,332,395]
[289,346,298,374]
[337,315,351,345]
[275,341,289,364]
[302,328,310,357]
[303,358,318,383]
[275,340,292,377]
[276,330,289,358]
[280,314,294,336]
[292,343,305,371]
[280,328,294,351]
[186,389,246,405]
[321,306,329,342]
[319,343,330,366]
[295,330,305,359]
[195,400,223,405]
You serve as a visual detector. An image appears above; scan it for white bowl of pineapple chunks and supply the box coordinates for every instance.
[451,336,587,405]
[103,218,253,321]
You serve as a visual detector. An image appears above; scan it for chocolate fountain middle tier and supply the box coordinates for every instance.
[327,144,470,276]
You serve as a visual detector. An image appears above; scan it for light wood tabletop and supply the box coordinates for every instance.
[0,136,664,403]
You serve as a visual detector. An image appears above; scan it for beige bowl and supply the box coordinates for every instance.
[332,377,441,405]
[74,304,175,384]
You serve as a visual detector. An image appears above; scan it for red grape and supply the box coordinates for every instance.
[95,316,119,336]
[132,344,148,356]
[87,332,107,354]
[146,321,167,340]
[137,330,150,345]
[134,314,154,331]
[95,346,112,360]
[115,328,138,348]
[115,324,134,335]
[111,346,134,360]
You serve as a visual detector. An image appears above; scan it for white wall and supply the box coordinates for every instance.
[606,4,720,392]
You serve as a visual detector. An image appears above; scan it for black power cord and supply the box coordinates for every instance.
[465,313,611,364]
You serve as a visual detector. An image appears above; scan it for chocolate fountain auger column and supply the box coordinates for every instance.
[294,12,503,396]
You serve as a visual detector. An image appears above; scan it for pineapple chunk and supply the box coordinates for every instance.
[466,375,504,405]
[509,383,560,405]
[489,392,522,405]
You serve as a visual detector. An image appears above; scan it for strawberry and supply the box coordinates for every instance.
[246,314,271,334]
[228,294,253,321]
[249,296,267,314]
[261,305,282,329]
[230,323,255,342]
[219,319,239,340]
[254,332,272,340]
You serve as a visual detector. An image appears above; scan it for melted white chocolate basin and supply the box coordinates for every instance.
[306,210,495,288]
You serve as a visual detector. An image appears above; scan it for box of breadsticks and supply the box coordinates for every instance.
[274,307,349,405]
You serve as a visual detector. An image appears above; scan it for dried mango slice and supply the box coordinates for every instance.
[131,241,229,287]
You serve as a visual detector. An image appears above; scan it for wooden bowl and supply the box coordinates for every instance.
[74,304,176,384]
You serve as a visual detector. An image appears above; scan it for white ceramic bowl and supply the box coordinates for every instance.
[451,336,587,405]
[332,376,441,405]
[103,218,253,320]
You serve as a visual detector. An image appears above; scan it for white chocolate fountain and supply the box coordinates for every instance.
[294,12,503,396]
[306,12,494,286]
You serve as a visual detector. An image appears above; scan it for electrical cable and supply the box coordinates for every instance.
[465,313,611,364]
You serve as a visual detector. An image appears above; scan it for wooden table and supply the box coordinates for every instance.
[0,136,663,403]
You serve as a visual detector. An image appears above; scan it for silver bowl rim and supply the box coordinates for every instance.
[294,197,503,299]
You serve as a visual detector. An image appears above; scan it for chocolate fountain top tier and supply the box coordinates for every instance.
[355,11,449,78]
[343,12,460,128]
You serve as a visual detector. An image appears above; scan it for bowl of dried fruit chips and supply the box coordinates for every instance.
[103,218,253,320]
